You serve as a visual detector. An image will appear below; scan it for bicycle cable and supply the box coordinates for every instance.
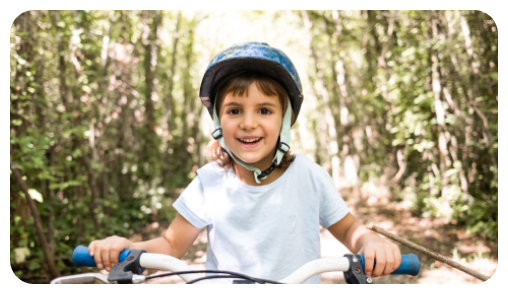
[187,275,255,284]
[145,269,283,284]
[186,274,284,284]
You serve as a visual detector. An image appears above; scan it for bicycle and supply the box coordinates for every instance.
[50,245,420,284]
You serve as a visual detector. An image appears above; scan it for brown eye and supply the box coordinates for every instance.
[228,109,240,115]
[260,108,271,115]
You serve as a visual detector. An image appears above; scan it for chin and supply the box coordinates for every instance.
[231,152,265,165]
[237,155,262,164]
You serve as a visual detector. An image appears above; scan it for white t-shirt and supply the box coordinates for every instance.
[173,154,349,284]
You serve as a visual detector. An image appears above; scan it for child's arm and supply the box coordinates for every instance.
[327,212,401,278]
[88,214,201,271]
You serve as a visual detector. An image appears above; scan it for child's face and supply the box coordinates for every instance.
[220,83,283,170]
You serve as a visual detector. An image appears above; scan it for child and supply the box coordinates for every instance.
[88,42,401,283]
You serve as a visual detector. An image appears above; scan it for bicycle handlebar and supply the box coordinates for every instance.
[72,246,132,268]
[72,245,420,277]
[359,253,420,276]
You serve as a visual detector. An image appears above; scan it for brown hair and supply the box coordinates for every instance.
[205,72,295,169]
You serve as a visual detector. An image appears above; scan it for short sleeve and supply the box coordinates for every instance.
[173,177,211,229]
[318,169,350,228]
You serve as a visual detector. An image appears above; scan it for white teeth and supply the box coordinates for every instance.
[239,137,261,143]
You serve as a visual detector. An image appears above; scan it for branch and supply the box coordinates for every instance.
[368,225,490,282]
[391,148,407,183]
[10,160,60,278]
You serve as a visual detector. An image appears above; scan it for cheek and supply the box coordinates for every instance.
[220,121,236,141]
[268,121,283,139]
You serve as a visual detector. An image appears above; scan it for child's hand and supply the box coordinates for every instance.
[325,213,402,279]
[359,235,401,278]
[88,236,134,271]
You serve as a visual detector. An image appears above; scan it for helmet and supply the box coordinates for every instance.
[199,42,304,184]
[199,42,303,124]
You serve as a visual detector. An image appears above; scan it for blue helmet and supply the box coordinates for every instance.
[199,42,304,124]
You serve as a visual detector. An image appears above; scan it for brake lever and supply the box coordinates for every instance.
[50,273,112,284]
[108,249,146,284]
[343,254,373,284]
[52,249,147,284]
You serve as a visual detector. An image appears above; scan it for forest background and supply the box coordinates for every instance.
[9,10,498,283]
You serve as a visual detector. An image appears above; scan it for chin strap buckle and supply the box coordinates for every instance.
[278,142,290,153]
[256,161,278,179]
[212,128,223,140]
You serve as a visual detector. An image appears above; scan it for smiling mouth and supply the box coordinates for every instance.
[238,137,262,145]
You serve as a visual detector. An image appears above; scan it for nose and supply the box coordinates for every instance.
[240,112,258,130]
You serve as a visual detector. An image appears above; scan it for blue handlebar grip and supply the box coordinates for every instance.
[72,245,131,267]
[359,253,420,276]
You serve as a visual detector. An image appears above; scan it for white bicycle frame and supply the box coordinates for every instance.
[51,253,352,284]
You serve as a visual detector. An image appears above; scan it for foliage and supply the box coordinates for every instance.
[10,10,497,283]
[301,10,497,240]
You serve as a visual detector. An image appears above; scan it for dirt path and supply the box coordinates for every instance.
[335,186,498,284]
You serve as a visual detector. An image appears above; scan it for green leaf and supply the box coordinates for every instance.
[91,159,103,171]
[49,183,64,190]
[66,180,83,187]
[82,85,92,93]
[28,260,41,270]
[37,170,56,181]
[18,239,28,247]
[392,138,405,146]
[414,140,435,152]
[15,270,23,278]
[14,247,30,264]
[28,189,43,203]
[445,168,458,177]
[72,149,82,158]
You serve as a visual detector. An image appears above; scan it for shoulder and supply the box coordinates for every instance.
[197,161,221,174]
[292,154,331,177]
[196,161,231,186]
[287,154,335,193]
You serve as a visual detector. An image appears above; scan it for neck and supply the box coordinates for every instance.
[232,160,286,186]
[231,152,287,186]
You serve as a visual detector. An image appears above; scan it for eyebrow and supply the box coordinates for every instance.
[222,101,278,108]
[258,102,278,107]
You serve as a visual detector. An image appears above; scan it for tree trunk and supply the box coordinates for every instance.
[161,11,182,185]
[139,10,162,181]
[429,13,453,221]
[11,161,60,278]
[301,10,341,187]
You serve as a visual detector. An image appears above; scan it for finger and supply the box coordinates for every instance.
[102,247,112,270]
[88,241,97,257]
[93,244,103,269]
[382,246,395,275]
[363,249,375,277]
[393,245,402,271]
[101,238,113,270]
[372,249,385,277]
[109,244,123,269]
